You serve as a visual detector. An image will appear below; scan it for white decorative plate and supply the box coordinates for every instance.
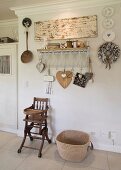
[102,7,114,17]
[103,30,115,42]
[103,18,114,29]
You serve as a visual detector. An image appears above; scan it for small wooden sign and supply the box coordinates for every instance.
[35,15,97,40]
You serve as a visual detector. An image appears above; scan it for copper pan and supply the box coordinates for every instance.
[21,30,33,63]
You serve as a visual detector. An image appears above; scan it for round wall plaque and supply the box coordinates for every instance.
[102,6,114,17]
[102,18,114,29]
[103,30,115,42]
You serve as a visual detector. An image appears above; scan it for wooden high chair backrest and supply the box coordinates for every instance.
[33,97,49,111]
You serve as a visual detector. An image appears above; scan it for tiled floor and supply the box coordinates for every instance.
[0,131,121,170]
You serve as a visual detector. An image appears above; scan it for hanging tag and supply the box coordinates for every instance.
[44,67,54,82]
[44,75,54,82]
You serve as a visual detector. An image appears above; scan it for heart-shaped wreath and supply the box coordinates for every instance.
[98,42,120,69]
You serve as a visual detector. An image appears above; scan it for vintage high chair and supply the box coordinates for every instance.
[17,97,51,157]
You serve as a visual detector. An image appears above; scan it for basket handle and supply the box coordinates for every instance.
[87,141,93,151]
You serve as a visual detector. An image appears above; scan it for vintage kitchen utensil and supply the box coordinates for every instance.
[21,30,33,63]
[21,18,33,63]
[56,70,73,89]
[22,18,32,28]
[44,68,54,94]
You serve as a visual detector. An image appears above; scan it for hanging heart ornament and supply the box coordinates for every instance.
[36,61,45,73]
[56,71,73,88]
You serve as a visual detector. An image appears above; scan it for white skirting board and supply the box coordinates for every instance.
[16,131,121,153]
[94,143,121,153]
[0,127,17,134]
[1,128,121,154]
[0,122,17,134]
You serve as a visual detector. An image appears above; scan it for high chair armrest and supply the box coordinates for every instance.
[24,109,44,115]
[24,105,34,112]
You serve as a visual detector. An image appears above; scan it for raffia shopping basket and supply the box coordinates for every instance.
[56,130,92,162]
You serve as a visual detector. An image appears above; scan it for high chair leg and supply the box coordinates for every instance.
[28,122,34,141]
[18,130,27,153]
[38,129,46,158]
[45,128,51,144]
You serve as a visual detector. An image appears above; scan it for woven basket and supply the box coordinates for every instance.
[56,130,90,162]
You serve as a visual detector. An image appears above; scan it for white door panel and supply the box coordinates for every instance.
[0,44,17,132]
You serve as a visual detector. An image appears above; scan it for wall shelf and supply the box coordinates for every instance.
[37,47,90,69]
[37,47,89,54]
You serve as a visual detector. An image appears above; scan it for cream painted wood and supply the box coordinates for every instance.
[0,43,18,133]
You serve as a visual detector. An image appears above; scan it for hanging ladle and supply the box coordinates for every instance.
[21,18,33,63]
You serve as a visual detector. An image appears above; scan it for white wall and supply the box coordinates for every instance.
[12,0,121,152]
